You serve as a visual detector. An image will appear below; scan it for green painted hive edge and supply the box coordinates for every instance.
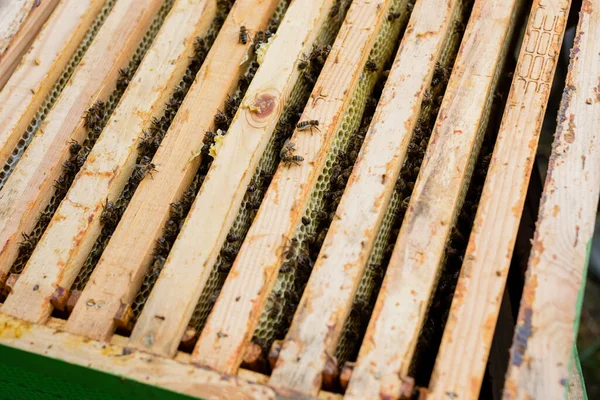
[0,342,206,400]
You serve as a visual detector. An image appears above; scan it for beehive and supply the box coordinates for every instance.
[0,0,596,398]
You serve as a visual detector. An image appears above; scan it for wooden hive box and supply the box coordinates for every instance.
[0,0,595,398]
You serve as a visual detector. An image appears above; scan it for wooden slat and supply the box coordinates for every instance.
[344,1,522,398]
[0,314,283,400]
[0,313,345,399]
[196,0,395,385]
[428,1,571,398]
[268,0,453,394]
[0,0,38,56]
[66,0,280,343]
[0,0,160,289]
[0,0,105,171]
[0,0,60,90]
[503,1,600,397]
[1,0,217,324]
[126,0,337,369]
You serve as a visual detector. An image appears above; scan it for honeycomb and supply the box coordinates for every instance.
[9,0,177,276]
[130,0,295,323]
[71,0,233,292]
[0,0,118,189]
[334,0,472,367]
[251,0,412,355]
[187,0,352,334]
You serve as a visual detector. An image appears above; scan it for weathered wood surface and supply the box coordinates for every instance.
[345,0,522,398]
[0,0,161,292]
[192,0,395,383]
[65,0,279,345]
[0,0,38,58]
[123,0,337,373]
[1,0,216,323]
[0,0,60,90]
[428,1,571,398]
[266,0,453,395]
[504,1,600,398]
[342,3,464,397]
[0,313,283,400]
[0,0,105,170]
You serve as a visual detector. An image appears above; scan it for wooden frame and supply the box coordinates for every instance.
[0,0,165,289]
[67,0,280,344]
[131,0,338,372]
[427,0,572,398]
[0,0,106,170]
[345,0,523,398]
[504,0,600,397]
[1,0,216,324]
[197,0,404,387]
[0,0,592,398]
[0,0,60,90]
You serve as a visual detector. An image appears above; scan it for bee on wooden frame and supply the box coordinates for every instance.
[226,232,241,243]
[170,202,185,221]
[154,237,171,256]
[132,157,157,181]
[69,140,82,155]
[296,119,320,133]
[297,53,310,71]
[163,219,179,239]
[281,236,299,259]
[329,0,341,18]
[220,243,237,262]
[280,258,297,273]
[280,139,304,167]
[239,25,249,44]
[100,199,118,227]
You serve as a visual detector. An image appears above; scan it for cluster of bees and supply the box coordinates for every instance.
[10,100,110,278]
[247,0,413,367]
[0,0,121,190]
[72,21,219,298]
[8,0,179,293]
[331,59,455,377]
[189,7,342,335]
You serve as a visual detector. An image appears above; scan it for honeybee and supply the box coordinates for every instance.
[133,156,157,181]
[280,139,304,166]
[297,53,309,71]
[281,236,299,259]
[365,59,378,72]
[100,199,118,227]
[388,10,401,21]
[296,119,320,133]
[69,140,82,155]
[239,26,249,44]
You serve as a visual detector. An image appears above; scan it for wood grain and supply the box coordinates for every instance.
[0,0,160,291]
[0,0,105,170]
[345,0,521,398]
[1,0,216,324]
[65,0,280,344]
[0,313,282,400]
[266,0,451,395]
[289,0,458,397]
[428,1,571,398]
[0,0,38,57]
[196,0,395,387]
[0,0,60,90]
[504,1,600,397]
[122,0,337,373]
